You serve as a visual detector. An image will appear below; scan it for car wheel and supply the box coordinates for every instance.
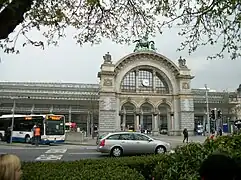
[25,135,31,143]
[111,147,123,157]
[155,145,166,154]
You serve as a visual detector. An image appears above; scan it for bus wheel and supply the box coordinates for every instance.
[25,135,31,143]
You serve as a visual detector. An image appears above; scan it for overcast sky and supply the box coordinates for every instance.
[0,27,240,92]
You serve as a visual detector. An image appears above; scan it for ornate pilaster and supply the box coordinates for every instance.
[177,57,195,135]
[98,52,118,133]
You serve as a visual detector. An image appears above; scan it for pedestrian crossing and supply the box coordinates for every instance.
[35,148,67,161]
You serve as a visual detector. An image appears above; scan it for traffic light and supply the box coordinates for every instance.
[217,110,222,119]
[210,109,215,119]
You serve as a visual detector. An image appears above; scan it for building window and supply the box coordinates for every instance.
[121,71,136,92]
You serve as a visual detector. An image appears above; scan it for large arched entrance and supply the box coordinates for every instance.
[140,103,153,132]
[158,104,171,134]
[120,102,136,131]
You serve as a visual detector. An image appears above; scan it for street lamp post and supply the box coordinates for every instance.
[10,98,16,144]
[205,84,210,134]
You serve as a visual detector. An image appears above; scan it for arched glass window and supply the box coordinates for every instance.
[121,67,170,94]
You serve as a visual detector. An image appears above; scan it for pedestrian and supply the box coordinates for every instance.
[0,154,22,180]
[199,153,240,180]
[183,128,188,143]
[218,127,223,136]
[34,125,41,146]
[31,125,36,145]
[4,127,11,143]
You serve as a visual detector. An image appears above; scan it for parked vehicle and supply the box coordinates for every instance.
[96,132,171,157]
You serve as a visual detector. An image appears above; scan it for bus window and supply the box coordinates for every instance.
[13,117,44,135]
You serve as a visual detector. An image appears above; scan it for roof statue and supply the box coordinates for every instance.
[103,52,112,64]
[133,32,156,52]
[178,56,188,68]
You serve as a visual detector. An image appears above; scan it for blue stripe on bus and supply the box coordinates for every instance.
[11,137,65,144]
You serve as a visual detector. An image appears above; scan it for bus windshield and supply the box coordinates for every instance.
[45,115,65,135]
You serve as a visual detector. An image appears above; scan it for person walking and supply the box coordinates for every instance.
[34,125,41,146]
[4,127,11,143]
[218,127,223,136]
[183,128,188,143]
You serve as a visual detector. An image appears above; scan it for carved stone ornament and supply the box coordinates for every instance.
[103,52,112,64]
[162,98,166,103]
[127,97,131,102]
[103,78,113,86]
[145,97,149,102]
[133,32,156,52]
[178,56,187,68]
[182,82,190,89]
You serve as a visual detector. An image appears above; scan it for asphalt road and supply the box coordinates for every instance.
[0,145,106,161]
[0,135,206,162]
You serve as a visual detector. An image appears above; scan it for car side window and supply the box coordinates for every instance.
[106,134,120,140]
[134,134,150,141]
[119,134,134,140]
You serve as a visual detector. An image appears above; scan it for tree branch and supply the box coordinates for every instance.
[0,0,33,39]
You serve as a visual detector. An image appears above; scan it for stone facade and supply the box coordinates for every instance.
[97,51,196,135]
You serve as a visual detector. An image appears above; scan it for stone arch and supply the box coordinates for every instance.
[158,103,172,134]
[121,102,136,113]
[115,52,179,73]
[138,100,155,111]
[139,102,154,131]
[120,102,136,131]
[155,101,173,111]
[140,102,154,113]
[114,52,179,94]
[120,100,138,110]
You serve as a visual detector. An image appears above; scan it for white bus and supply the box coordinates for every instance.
[0,114,66,144]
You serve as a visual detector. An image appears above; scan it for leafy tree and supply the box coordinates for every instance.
[0,0,240,60]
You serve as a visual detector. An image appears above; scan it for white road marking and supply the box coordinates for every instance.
[45,149,67,154]
[35,148,67,161]
[35,154,63,161]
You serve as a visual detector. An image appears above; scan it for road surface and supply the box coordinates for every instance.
[0,135,206,162]
[0,145,106,161]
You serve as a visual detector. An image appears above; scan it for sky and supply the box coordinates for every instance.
[0,26,240,92]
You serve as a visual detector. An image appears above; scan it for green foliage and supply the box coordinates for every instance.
[21,135,241,180]
[0,0,240,60]
[21,160,145,180]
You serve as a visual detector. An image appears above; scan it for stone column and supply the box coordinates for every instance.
[136,114,140,131]
[122,113,126,131]
[153,112,159,135]
[115,97,121,131]
[140,112,143,129]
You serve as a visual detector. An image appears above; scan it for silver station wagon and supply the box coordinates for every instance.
[96,132,171,157]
